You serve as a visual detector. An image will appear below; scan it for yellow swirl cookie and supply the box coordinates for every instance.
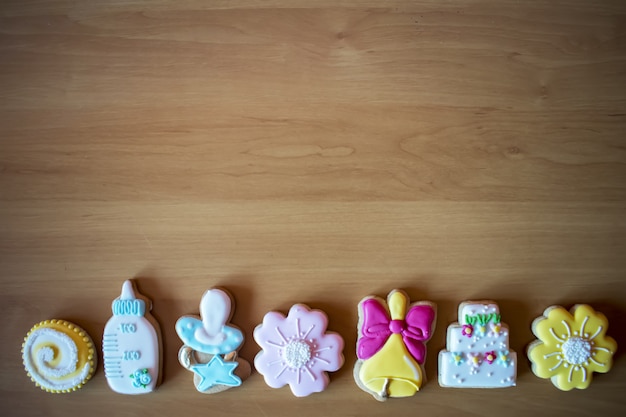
[22,319,97,393]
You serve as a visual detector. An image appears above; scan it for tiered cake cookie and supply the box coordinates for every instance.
[439,301,516,388]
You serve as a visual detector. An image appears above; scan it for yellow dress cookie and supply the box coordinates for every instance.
[358,332,423,398]
[527,305,617,391]
[354,290,436,401]
[22,319,97,393]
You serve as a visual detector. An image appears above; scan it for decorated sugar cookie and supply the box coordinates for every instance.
[254,304,344,397]
[354,290,436,401]
[103,280,162,394]
[527,304,617,391]
[22,319,96,393]
[175,288,251,393]
[438,301,517,388]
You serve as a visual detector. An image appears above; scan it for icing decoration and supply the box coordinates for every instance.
[497,351,511,367]
[357,297,434,364]
[475,324,487,337]
[465,313,501,325]
[354,290,436,401]
[438,301,517,388]
[253,304,344,397]
[527,304,617,391]
[190,356,241,391]
[131,368,152,388]
[22,319,96,393]
[175,289,243,355]
[468,352,482,367]
[451,352,464,365]
[176,288,249,394]
[103,280,162,394]
[489,322,502,337]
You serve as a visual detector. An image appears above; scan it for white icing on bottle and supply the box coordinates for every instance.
[103,280,161,394]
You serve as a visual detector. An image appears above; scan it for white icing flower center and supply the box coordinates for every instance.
[283,340,311,368]
[561,337,591,365]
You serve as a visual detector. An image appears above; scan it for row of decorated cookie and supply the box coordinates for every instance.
[21,282,617,399]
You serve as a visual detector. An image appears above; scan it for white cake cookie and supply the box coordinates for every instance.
[438,301,516,388]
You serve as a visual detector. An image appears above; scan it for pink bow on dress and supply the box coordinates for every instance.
[357,298,435,364]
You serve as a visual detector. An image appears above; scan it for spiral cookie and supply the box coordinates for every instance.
[22,319,97,393]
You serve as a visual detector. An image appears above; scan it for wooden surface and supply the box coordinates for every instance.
[1,0,625,415]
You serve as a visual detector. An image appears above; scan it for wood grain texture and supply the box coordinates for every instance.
[1,1,625,416]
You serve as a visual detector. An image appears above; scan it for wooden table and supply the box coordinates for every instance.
[1,1,625,416]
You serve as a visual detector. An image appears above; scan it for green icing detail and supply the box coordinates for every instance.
[466,313,501,325]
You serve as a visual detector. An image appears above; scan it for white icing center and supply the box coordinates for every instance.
[561,337,591,365]
[283,340,311,368]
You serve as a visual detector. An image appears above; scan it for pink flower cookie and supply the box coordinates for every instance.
[253,304,344,397]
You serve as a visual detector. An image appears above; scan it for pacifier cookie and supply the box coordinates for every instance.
[175,288,251,393]
[527,304,617,391]
[22,319,96,393]
[354,289,436,401]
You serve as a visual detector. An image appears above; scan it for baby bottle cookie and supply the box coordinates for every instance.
[22,319,96,393]
[254,304,344,397]
[175,288,251,393]
[438,301,517,388]
[354,289,436,401]
[527,304,617,391]
[103,280,162,394]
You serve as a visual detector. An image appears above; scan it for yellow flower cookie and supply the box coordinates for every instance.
[527,305,617,391]
[22,319,97,393]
